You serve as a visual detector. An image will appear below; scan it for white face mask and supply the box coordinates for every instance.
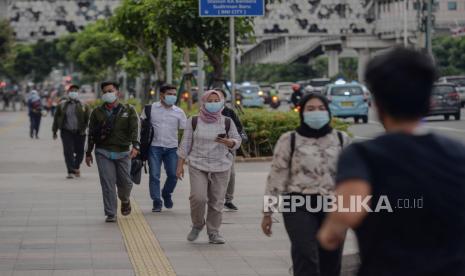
[303,111,330,129]
[68,92,79,100]
[102,92,117,103]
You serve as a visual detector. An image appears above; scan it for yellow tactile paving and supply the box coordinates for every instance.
[117,199,176,276]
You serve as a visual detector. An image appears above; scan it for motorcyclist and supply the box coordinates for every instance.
[290,83,303,108]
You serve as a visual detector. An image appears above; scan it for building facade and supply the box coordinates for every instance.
[3,0,121,42]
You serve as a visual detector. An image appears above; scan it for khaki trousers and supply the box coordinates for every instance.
[189,166,230,234]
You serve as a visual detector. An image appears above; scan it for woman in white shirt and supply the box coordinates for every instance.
[177,90,241,244]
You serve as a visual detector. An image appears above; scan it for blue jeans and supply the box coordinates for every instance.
[148,146,178,205]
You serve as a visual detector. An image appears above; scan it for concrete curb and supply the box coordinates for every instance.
[236,156,273,162]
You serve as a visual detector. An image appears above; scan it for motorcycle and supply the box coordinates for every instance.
[270,95,281,109]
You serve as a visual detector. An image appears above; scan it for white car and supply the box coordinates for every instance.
[274,82,294,102]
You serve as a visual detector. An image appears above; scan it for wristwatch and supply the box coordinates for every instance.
[133,143,140,151]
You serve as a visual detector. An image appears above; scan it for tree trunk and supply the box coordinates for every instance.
[209,54,224,89]
[142,72,151,104]
[155,45,165,83]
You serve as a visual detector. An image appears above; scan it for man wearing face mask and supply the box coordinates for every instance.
[86,81,140,223]
[140,84,187,212]
[52,84,91,179]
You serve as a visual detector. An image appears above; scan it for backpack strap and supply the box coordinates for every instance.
[336,131,344,149]
[192,116,198,131]
[289,132,296,168]
[225,117,231,135]
[144,104,151,122]
[189,116,198,155]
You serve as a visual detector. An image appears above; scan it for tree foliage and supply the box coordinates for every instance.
[68,20,125,81]
[0,20,14,61]
[433,36,465,76]
[111,0,165,81]
[150,0,254,85]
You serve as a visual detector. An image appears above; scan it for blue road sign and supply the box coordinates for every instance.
[199,0,264,17]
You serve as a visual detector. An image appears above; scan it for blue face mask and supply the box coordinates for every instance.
[303,111,330,129]
[205,101,224,113]
[163,95,177,106]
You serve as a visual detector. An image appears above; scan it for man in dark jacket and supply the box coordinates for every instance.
[215,88,246,211]
[52,84,90,179]
[85,81,140,223]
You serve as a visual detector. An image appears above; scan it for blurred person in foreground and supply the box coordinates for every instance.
[85,81,140,223]
[52,85,91,179]
[318,47,465,276]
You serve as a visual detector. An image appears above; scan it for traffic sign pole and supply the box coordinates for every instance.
[230,17,236,109]
[199,0,264,109]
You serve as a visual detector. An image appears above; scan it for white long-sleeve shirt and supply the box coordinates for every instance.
[140,102,187,149]
[178,116,242,172]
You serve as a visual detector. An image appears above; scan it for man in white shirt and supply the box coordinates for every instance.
[141,84,187,212]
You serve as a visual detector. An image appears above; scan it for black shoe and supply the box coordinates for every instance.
[163,195,173,209]
[66,174,74,179]
[105,215,116,223]
[224,202,238,211]
[152,201,162,212]
[121,201,131,216]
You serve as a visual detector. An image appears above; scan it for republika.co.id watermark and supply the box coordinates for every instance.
[263,195,424,213]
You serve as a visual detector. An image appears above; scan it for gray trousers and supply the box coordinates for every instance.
[189,166,230,234]
[95,152,133,217]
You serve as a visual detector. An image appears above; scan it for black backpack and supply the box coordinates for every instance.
[140,104,154,162]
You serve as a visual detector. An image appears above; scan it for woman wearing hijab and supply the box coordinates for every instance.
[261,94,351,276]
[177,90,242,244]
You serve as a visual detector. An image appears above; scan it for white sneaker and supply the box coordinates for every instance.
[187,227,202,242]
[208,233,226,244]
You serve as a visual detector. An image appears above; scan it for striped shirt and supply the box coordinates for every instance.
[178,116,241,172]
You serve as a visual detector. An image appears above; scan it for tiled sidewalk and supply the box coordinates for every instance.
[0,112,358,276]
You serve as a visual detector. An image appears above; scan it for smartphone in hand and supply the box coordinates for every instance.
[217,133,227,139]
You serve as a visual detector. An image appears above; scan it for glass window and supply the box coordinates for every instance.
[330,86,363,96]
[448,1,457,10]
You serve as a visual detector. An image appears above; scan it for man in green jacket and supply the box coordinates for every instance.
[85,81,140,222]
[52,84,91,179]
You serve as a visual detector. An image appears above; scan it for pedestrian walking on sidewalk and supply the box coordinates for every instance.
[27,90,42,139]
[318,48,465,276]
[177,90,242,244]
[85,81,140,223]
[52,84,90,179]
[261,93,350,276]
[140,84,187,212]
[215,88,247,211]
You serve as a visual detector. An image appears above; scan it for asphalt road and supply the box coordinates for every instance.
[349,107,465,143]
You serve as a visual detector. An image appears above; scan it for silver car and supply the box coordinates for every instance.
[438,76,465,107]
